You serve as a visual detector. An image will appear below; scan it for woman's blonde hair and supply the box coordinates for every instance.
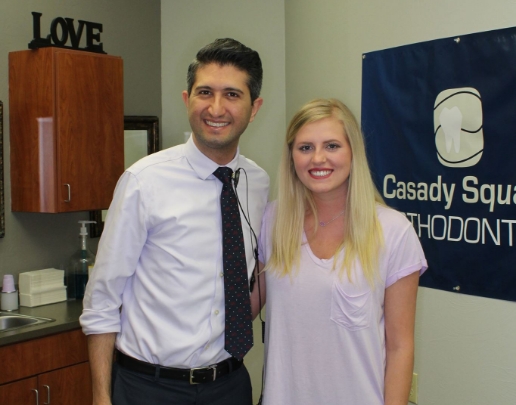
[267,98,385,285]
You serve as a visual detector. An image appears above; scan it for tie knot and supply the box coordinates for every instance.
[213,167,233,185]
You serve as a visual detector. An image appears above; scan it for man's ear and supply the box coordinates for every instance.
[249,97,264,123]
[182,90,189,107]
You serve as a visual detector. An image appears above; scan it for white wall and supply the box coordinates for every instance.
[0,1,161,282]
[160,1,286,402]
[285,1,516,404]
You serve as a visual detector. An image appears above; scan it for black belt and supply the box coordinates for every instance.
[115,349,243,384]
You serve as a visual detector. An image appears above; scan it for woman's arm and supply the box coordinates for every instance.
[384,271,420,405]
[250,261,266,320]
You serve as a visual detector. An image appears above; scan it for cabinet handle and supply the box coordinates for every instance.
[43,385,51,404]
[31,389,39,405]
[64,184,71,202]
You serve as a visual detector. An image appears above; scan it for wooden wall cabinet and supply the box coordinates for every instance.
[9,47,124,212]
[0,329,92,405]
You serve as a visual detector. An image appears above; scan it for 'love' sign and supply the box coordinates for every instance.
[29,12,105,54]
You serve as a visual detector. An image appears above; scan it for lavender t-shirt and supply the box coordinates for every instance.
[259,203,427,405]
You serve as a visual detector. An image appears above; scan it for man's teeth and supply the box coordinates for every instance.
[310,170,331,177]
[206,120,229,127]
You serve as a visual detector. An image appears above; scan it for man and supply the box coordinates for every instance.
[80,38,269,405]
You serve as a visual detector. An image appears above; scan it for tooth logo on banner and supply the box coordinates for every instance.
[434,87,484,168]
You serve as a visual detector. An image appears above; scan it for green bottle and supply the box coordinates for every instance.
[67,220,96,299]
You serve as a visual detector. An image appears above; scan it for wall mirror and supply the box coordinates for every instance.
[0,101,4,238]
[89,116,160,237]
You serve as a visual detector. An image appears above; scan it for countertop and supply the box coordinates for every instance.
[0,299,84,347]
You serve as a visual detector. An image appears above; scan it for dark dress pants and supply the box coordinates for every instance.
[111,362,253,405]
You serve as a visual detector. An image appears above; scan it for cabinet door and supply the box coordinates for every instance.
[9,48,56,212]
[0,328,89,386]
[0,377,38,405]
[55,51,124,212]
[9,48,124,213]
[38,362,92,405]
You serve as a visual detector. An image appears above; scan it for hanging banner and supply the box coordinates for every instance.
[361,27,516,302]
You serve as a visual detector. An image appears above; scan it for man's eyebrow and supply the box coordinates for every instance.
[193,85,212,92]
[194,85,244,94]
[223,87,244,94]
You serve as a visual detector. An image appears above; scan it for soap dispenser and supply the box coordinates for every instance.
[67,220,96,299]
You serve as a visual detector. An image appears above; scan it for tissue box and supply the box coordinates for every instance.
[20,287,67,307]
[19,268,65,294]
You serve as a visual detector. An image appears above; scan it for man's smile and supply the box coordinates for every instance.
[205,119,229,128]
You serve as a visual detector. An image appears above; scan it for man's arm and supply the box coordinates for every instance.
[87,333,116,405]
[250,262,266,320]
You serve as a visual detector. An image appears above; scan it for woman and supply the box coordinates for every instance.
[252,98,427,405]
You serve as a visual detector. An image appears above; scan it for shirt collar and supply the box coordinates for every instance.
[184,134,240,180]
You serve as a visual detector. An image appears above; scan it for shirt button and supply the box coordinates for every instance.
[205,344,210,350]
[220,272,224,278]
[214,310,219,315]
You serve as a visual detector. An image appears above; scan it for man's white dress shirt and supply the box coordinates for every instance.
[80,136,269,368]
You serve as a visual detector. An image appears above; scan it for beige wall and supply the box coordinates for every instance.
[285,1,516,404]
[3,1,514,404]
[0,1,161,279]
[161,1,286,401]
[160,0,286,185]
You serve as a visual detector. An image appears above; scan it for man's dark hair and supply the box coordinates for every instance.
[186,38,263,103]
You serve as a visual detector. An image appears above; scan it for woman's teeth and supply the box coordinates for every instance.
[310,170,331,177]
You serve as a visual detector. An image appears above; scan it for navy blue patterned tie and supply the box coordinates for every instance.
[213,167,253,360]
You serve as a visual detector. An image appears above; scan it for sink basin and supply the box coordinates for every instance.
[0,312,55,333]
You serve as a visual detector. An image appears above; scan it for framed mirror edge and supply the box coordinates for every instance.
[89,115,160,238]
[0,101,4,238]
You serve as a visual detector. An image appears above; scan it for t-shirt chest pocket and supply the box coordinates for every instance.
[330,280,371,331]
